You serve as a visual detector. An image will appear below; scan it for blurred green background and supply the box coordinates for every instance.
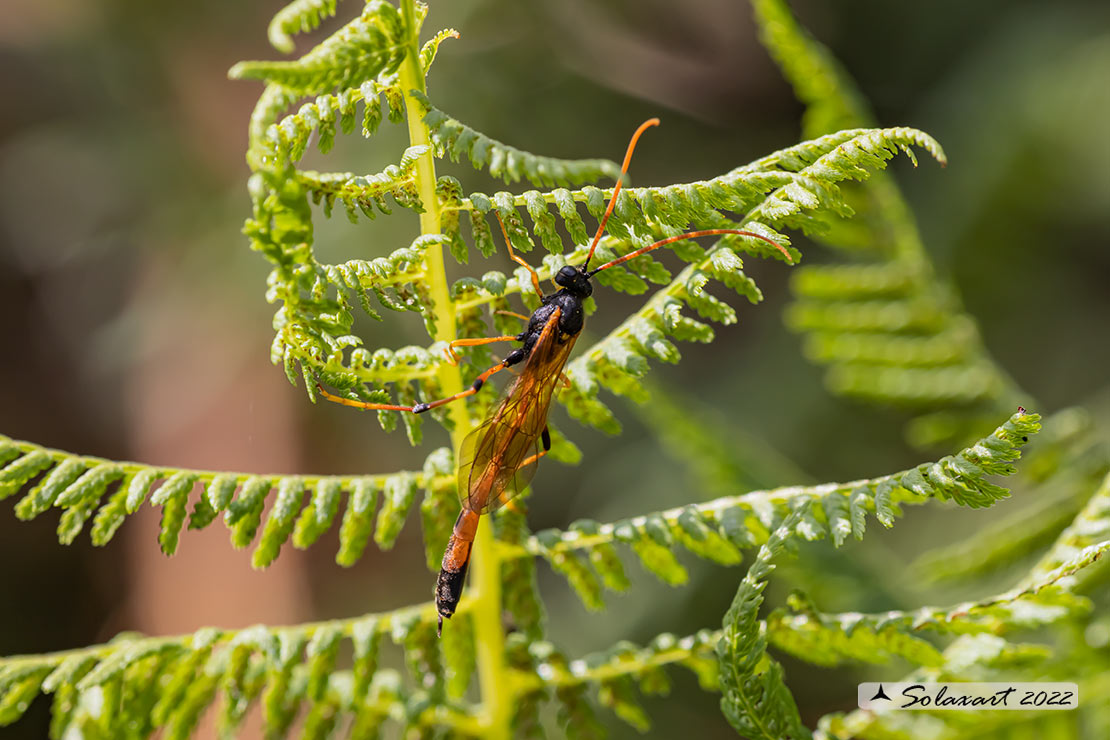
[1,0,1108,737]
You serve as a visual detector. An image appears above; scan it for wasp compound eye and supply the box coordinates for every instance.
[554,265,578,286]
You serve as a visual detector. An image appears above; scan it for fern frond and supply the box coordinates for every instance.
[768,592,943,669]
[787,270,1019,409]
[1024,469,1110,589]
[248,167,453,409]
[298,144,427,219]
[506,411,1039,607]
[809,469,1110,740]
[243,16,946,432]
[0,435,452,568]
[815,633,1065,740]
[750,0,869,138]
[717,510,812,740]
[230,0,408,95]
[769,539,1107,669]
[419,28,459,73]
[414,92,622,188]
[0,604,482,737]
[913,450,1103,582]
[262,79,406,168]
[752,0,1026,440]
[268,0,346,54]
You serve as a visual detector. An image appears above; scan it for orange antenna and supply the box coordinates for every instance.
[588,229,793,275]
[582,117,660,270]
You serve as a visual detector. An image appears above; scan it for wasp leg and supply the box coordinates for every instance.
[413,348,527,414]
[315,385,415,412]
[516,448,548,470]
[494,309,531,323]
[444,335,519,365]
[496,447,551,513]
[494,212,544,299]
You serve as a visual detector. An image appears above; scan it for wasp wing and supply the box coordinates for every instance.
[457,309,577,515]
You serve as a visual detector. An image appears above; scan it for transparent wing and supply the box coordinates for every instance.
[456,311,577,514]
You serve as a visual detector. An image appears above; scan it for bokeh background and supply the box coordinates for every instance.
[1,0,1108,737]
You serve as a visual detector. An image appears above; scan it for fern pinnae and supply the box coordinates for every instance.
[508,630,722,732]
[0,601,477,737]
[415,91,623,189]
[749,0,1036,445]
[265,79,406,168]
[267,0,346,54]
[915,417,1110,582]
[231,0,408,95]
[509,411,1039,591]
[297,145,427,220]
[768,540,1109,672]
[1023,469,1110,589]
[0,434,451,566]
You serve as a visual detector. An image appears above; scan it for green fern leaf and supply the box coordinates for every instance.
[231,1,407,95]
[717,510,811,740]
[506,411,1040,590]
[414,92,621,188]
[419,27,458,73]
[268,0,345,54]
[751,0,1029,443]
[0,435,452,567]
[1024,469,1110,589]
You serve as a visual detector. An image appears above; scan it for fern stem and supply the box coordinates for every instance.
[398,2,510,738]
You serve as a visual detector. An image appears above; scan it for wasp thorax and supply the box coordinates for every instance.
[554,265,592,297]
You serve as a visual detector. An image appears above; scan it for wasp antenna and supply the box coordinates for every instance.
[589,229,793,275]
[583,118,661,270]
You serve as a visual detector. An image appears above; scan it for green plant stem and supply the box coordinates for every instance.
[398,2,510,738]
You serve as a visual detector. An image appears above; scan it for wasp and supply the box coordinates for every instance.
[318,119,793,632]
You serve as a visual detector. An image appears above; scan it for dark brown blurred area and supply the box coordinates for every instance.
[1,1,1108,738]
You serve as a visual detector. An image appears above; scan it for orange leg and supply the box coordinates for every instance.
[315,385,414,412]
[515,449,547,469]
[494,447,550,511]
[412,359,512,414]
[494,211,544,300]
[445,335,519,364]
[494,309,531,323]
[320,338,526,415]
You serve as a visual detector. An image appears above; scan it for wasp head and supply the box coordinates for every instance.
[554,265,592,297]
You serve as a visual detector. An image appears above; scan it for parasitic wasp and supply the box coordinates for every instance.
[317,119,794,633]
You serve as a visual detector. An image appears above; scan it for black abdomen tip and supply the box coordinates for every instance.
[435,564,469,624]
